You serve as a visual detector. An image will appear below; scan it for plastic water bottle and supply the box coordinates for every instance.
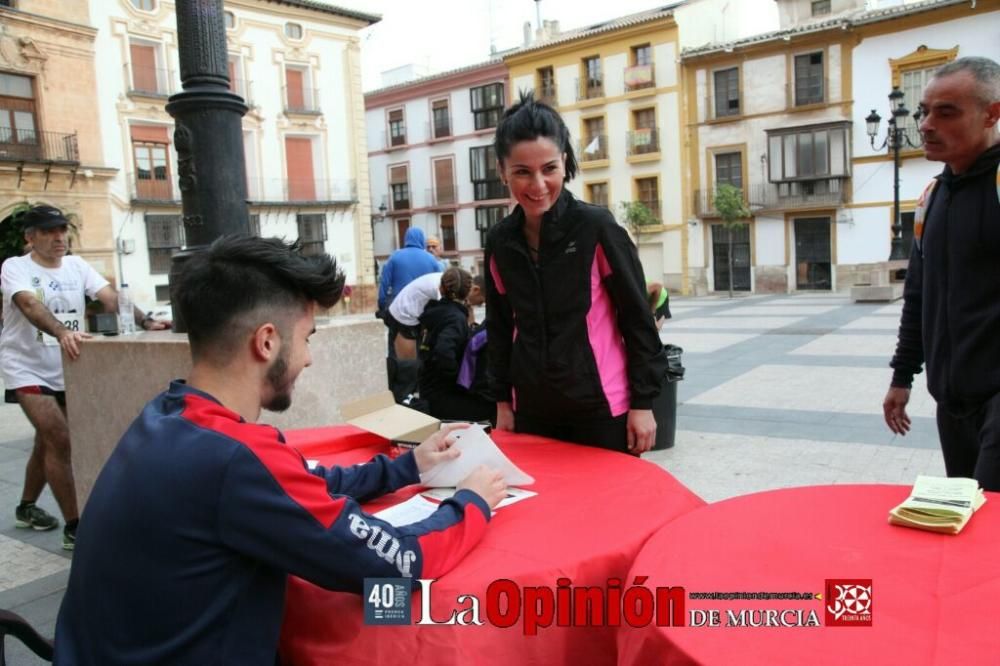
[117,284,136,335]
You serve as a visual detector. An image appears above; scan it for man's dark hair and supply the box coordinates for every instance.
[471,274,484,290]
[177,235,344,361]
[493,90,578,182]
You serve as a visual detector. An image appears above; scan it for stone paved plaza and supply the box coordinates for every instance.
[0,293,945,663]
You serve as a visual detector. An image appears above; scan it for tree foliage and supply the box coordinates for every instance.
[713,183,750,229]
[617,200,658,233]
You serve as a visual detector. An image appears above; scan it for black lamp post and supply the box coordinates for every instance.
[370,202,387,281]
[165,0,250,332]
[865,86,924,261]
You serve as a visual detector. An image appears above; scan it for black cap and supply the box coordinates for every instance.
[21,205,71,231]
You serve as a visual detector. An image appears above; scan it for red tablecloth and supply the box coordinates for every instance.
[618,484,1000,666]
[278,429,706,665]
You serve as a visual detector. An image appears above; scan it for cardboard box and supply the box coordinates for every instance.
[341,391,440,445]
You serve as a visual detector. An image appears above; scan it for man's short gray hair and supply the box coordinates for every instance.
[933,56,1000,106]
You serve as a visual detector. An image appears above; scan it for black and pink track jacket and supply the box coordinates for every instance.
[485,189,666,421]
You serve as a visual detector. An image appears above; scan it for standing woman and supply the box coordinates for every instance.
[484,92,666,454]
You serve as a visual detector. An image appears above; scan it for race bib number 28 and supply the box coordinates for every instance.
[41,313,84,346]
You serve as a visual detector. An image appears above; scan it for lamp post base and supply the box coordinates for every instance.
[888,237,909,261]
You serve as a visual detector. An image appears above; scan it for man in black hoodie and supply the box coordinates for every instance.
[884,57,1000,490]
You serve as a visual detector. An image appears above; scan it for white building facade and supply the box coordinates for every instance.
[90,0,377,307]
[848,0,1000,270]
[365,61,511,276]
[682,0,1000,294]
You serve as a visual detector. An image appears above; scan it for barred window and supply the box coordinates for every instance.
[145,214,184,274]
[297,213,326,256]
[470,83,504,130]
[475,205,506,247]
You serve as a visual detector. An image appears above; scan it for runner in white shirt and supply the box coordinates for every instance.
[0,205,168,550]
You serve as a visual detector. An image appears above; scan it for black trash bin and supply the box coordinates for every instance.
[651,344,684,450]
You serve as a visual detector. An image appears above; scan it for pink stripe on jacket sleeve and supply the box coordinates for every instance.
[586,244,630,416]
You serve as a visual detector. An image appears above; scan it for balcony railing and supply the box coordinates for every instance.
[383,190,416,212]
[536,83,557,106]
[125,63,176,97]
[382,130,408,150]
[761,180,847,209]
[128,172,178,203]
[578,134,608,162]
[576,78,604,101]
[0,129,79,163]
[425,185,457,207]
[624,63,655,92]
[693,180,848,216]
[626,128,660,156]
[246,178,357,204]
[473,179,508,201]
[283,86,321,114]
[426,120,451,140]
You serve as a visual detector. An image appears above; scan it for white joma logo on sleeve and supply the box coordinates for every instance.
[347,513,416,577]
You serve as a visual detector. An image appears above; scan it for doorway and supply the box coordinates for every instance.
[711,224,751,292]
[793,217,831,290]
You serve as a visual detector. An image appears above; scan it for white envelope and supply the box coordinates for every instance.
[419,424,534,487]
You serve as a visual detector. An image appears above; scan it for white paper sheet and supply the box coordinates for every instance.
[422,486,537,509]
[373,495,441,527]
[419,424,534,487]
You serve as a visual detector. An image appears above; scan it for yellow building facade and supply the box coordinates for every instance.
[504,8,691,293]
[0,0,116,277]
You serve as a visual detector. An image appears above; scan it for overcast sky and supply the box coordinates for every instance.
[338,0,673,91]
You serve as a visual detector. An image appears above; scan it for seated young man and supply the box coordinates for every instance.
[53,235,507,665]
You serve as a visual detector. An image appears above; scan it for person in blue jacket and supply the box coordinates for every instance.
[53,235,507,665]
[377,227,442,311]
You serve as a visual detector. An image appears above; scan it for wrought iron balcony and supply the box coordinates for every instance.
[425,185,457,208]
[246,178,358,204]
[536,83,557,106]
[125,63,177,97]
[694,180,848,217]
[0,129,79,163]
[624,63,655,92]
[626,128,660,156]
[576,77,604,101]
[128,171,178,203]
[579,134,608,162]
[283,86,321,114]
[472,179,507,201]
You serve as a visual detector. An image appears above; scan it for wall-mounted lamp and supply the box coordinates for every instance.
[370,202,388,279]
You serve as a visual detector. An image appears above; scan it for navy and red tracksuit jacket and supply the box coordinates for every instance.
[485,189,666,421]
[54,381,489,665]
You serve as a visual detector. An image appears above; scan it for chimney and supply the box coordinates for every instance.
[523,20,533,46]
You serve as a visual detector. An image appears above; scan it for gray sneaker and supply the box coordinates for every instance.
[15,503,59,531]
[63,524,76,551]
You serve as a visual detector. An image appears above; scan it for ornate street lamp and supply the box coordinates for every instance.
[865,86,924,261]
[166,0,250,332]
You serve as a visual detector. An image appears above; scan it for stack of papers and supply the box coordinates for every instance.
[375,425,536,527]
[419,424,533,487]
[889,475,987,535]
